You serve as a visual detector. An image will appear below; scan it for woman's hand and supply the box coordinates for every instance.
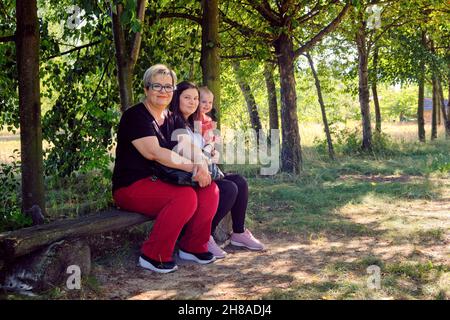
[192,161,211,187]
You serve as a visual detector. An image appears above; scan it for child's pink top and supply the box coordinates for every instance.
[200,113,215,143]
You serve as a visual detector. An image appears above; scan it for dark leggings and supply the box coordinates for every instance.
[212,173,248,234]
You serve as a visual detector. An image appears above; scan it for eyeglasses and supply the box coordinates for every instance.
[147,83,176,93]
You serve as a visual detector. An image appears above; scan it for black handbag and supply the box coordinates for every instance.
[150,118,224,186]
[151,161,224,187]
[151,163,198,186]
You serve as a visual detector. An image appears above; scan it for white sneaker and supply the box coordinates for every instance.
[138,255,178,273]
[178,249,216,264]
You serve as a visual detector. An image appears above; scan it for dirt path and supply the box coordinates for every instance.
[89,192,449,300]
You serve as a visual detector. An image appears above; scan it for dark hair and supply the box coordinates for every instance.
[169,81,201,130]
[207,107,218,122]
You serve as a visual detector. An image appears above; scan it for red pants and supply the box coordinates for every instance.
[113,178,219,262]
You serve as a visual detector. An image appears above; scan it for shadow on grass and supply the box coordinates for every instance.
[261,252,449,300]
[245,171,441,238]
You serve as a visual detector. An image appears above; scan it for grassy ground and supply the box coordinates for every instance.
[1,123,449,300]
[243,151,449,299]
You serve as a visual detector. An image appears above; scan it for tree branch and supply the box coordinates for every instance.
[111,3,127,67]
[44,40,102,60]
[0,35,15,43]
[294,1,351,59]
[248,1,281,26]
[80,55,113,123]
[220,54,253,60]
[155,12,202,25]
[0,0,12,21]
[367,17,410,53]
[129,0,147,67]
[295,1,324,26]
[219,9,272,40]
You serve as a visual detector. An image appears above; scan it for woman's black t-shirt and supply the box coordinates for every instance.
[112,103,180,193]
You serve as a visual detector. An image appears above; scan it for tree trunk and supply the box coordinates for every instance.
[232,61,262,135]
[437,77,450,138]
[111,1,146,112]
[372,45,381,133]
[356,26,372,150]
[417,32,426,142]
[431,75,438,140]
[200,0,229,241]
[274,34,302,173]
[305,53,335,160]
[112,4,133,112]
[437,87,441,126]
[200,0,221,126]
[16,0,46,221]
[263,62,279,145]
[263,63,279,131]
[448,79,450,110]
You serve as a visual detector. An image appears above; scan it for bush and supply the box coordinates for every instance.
[315,126,401,158]
[0,151,32,232]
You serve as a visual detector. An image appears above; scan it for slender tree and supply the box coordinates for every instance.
[431,74,438,140]
[417,31,427,142]
[305,52,335,160]
[263,62,279,130]
[111,0,147,112]
[371,45,381,133]
[263,62,279,145]
[232,61,262,136]
[201,0,221,126]
[437,77,450,138]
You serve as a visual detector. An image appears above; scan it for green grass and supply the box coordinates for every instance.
[240,139,448,300]
[263,258,449,300]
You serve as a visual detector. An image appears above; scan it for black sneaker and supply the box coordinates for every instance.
[139,255,178,273]
[178,249,216,264]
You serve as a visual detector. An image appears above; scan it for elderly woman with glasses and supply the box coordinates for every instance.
[112,64,219,273]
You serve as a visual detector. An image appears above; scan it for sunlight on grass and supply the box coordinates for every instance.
[264,258,449,300]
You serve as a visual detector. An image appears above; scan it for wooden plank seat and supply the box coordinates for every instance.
[0,209,151,262]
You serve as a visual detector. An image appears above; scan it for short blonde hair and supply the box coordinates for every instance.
[143,64,177,88]
[199,86,214,97]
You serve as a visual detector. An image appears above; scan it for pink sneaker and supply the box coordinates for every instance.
[230,229,265,251]
[208,235,227,259]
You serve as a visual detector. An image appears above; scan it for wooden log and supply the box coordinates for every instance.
[0,209,151,261]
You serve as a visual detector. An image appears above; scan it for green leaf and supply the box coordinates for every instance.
[130,19,142,33]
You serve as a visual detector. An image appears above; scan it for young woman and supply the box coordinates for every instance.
[170,81,265,259]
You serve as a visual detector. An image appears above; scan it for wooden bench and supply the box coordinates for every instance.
[0,209,151,261]
[0,209,152,293]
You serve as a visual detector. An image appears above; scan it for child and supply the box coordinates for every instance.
[197,86,265,258]
[198,86,218,146]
